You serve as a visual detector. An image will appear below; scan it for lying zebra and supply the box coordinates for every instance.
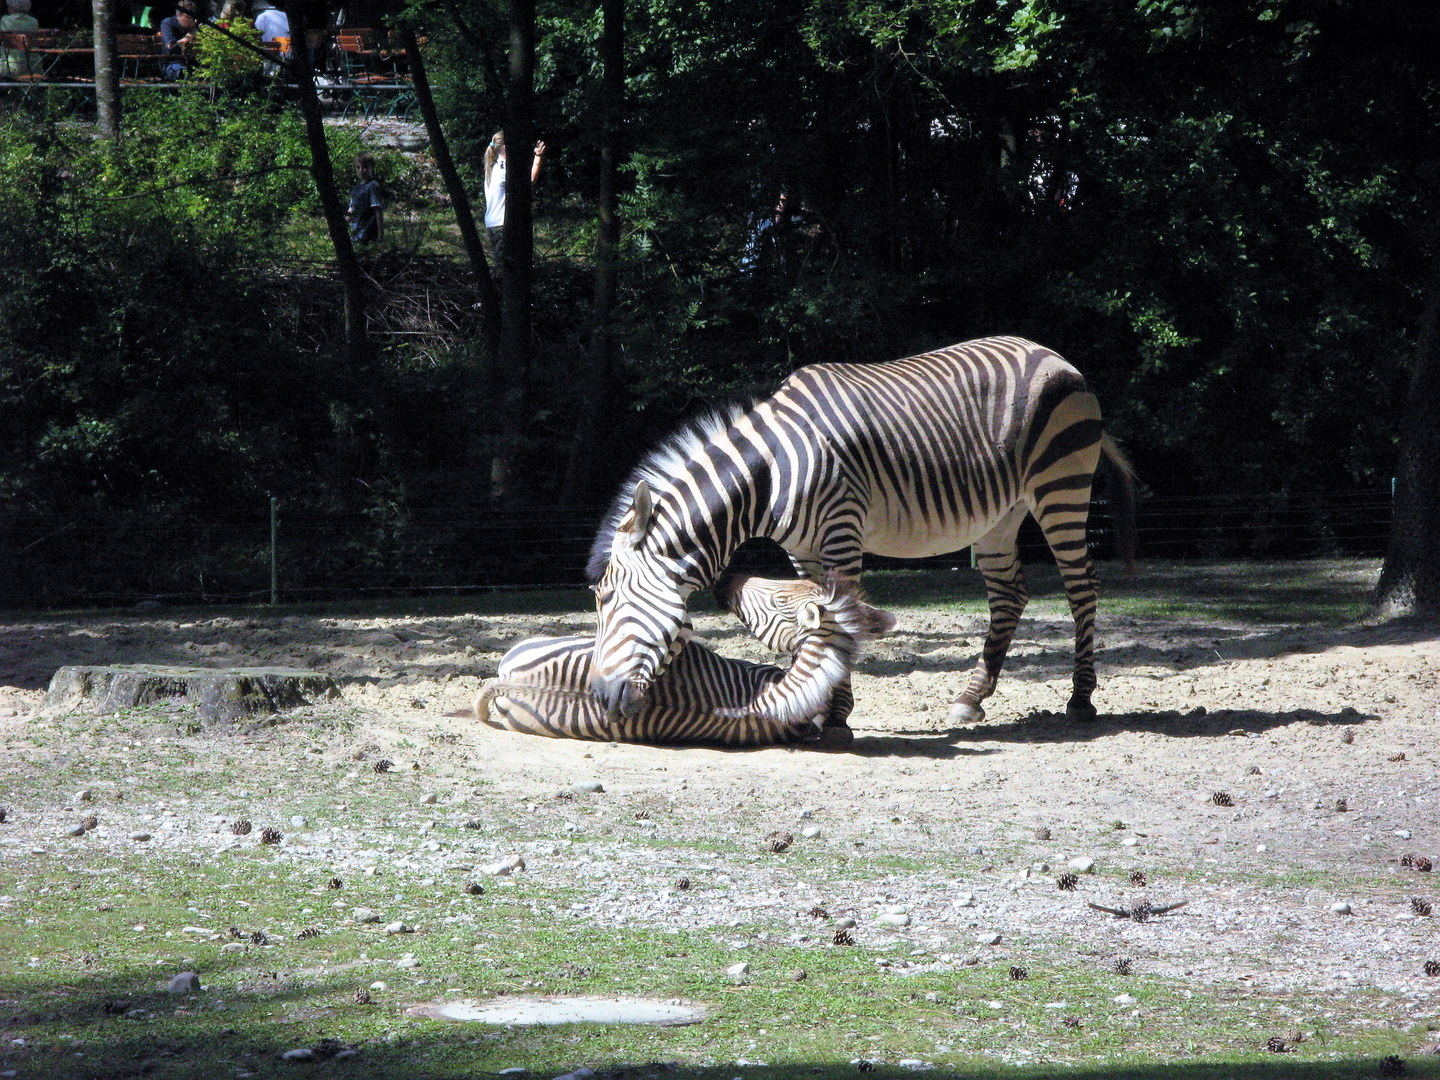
[474,575,894,746]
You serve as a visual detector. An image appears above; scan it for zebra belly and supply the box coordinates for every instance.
[861,506,1013,559]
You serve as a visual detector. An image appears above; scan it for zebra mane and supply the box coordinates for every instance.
[586,397,761,583]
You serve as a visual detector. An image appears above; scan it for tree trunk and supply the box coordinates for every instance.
[282,0,369,364]
[92,0,120,139]
[400,26,499,345]
[557,0,623,507]
[490,0,536,501]
[400,24,502,497]
[1373,251,1440,618]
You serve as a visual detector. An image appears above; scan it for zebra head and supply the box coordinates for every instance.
[590,481,699,719]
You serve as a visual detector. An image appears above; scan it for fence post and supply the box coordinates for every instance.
[269,496,279,605]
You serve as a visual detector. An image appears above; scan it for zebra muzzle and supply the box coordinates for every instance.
[592,672,646,721]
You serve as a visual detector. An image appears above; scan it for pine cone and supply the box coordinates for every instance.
[1034,827,1051,841]
[251,931,268,946]
[259,827,282,845]
[1211,791,1233,807]
[464,820,483,830]
[1389,752,1407,762]
[464,882,485,896]
[1412,897,1433,917]
[81,815,98,831]
[1130,901,1154,924]
[1402,854,1416,867]
[372,759,393,774]
[675,877,691,891]
[327,877,342,890]
[1247,765,1261,775]
[856,1061,875,1073]
[1423,960,1440,977]
[1062,1016,1081,1029]
[1057,873,1078,892]
[1265,1035,1289,1053]
[1114,957,1134,975]
[1335,798,1348,812]
[1340,729,1354,744]
[808,905,829,918]
[1129,870,1147,887]
[553,790,575,802]
[1417,857,1434,873]
[228,926,243,939]
[1378,1055,1406,1077]
[634,808,651,820]
[354,987,372,1004]
[0,806,8,824]
[833,927,854,946]
[766,830,794,853]
[296,927,321,940]
[1009,966,1027,981]
[230,820,252,836]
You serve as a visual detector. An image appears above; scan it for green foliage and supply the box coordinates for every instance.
[192,17,266,84]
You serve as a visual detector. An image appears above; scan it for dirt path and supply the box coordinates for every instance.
[2,561,1438,1022]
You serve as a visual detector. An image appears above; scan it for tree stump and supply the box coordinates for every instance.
[40,665,342,728]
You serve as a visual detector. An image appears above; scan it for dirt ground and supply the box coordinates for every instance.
[2,559,1438,1027]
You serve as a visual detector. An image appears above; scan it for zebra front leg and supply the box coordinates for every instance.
[949,513,1030,725]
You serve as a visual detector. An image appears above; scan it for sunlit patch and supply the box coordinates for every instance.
[407,996,706,1026]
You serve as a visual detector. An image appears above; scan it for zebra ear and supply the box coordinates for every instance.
[796,600,824,631]
[617,480,653,547]
[864,603,898,637]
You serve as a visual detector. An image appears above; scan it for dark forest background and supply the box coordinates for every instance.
[2,0,1438,606]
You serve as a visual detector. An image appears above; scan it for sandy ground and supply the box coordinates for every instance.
[2,564,1438,1028]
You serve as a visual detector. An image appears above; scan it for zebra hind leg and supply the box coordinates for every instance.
[948,542,1029,726]
[1056,556,1100,721]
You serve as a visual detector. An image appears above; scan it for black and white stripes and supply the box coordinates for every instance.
[589,336,1136,725]
[476,576,890,746]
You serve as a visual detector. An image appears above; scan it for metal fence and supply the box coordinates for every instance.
[0,489,1392,609]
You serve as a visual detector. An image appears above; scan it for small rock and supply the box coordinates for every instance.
[1067,856,1095,873]
[128,832,152,842]
[572,781,605,794]
[499,1070,529,1076]
[481,854,526,877]
[65,824,87,837]
[1120,837,1138,848]
[967,845,985,856]
[221,943,246,954]
[1113,993,1137,1005]
[977,932,1002,946]
[877,912,911,927]
[290,816,307,829]
[1330,902,1353,915]
[370,981,388,991]
[725,962,750,978]
[1256,844,1269,853]
[552,1070,595,1080]
[168,972,201,994]
[74,789,94,803]
[421,793,438,805]
[333,1050,358,1062]
[799,807,815,819]
[801,825,821,839]
[280,1047,316,1063]
[384,921,413,935]
[1395,830,1413,840]
[835,917,857,930]
[352,907,382,923]
[791,969,807,981]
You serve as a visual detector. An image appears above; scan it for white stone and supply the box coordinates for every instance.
[1395,829,1412,839]
[482,855,526,876]
[353,907,382,923]
[801,826,821,839]
[128,832,151,842]
[281,1048,315,1063]
[1113,994,1137,1005]
[74,789,94,803]
[290,816,307,828]
[725,962,750,978]
[1067,856,1095,873]
[220,943,246,954]
[876,912,911,927]
[385,921,413,935]
[65,824,86,837]
[572,781,605,794]
[421,793,438,805]
[977,932,1002,946]
[1330,902,1352,914]
[1120,837,1139,848]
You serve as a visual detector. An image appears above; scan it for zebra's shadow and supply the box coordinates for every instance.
[826,706,1373,757]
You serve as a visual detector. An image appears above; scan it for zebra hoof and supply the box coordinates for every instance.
[948,700,985,726]
[814,725,854,751]
[1065,700,1098,723]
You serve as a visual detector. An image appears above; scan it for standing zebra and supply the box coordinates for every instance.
[588,336,1136,727]
[475,575,892,745]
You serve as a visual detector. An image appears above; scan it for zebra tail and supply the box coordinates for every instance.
[1100,433,1139,574]
[473,680,503,729]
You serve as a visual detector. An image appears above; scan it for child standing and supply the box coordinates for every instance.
[346,152,385,245]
